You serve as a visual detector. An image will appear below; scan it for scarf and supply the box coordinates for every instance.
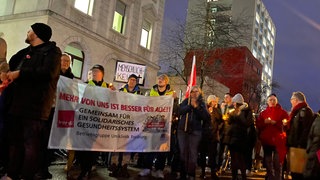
[289,102,308,121]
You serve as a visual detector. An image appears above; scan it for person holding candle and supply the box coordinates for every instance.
[256,94,289,180]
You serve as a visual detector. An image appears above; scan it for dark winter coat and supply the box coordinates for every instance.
[303,114,320,179]
[220,104,234,144]
[228,103,253,152]
[8,42,61,120]
[60,67,74,79]
[178,97,210,133]
[202,105,223,142]
[287,102,314,148]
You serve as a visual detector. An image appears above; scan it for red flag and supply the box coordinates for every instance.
[185,55,196,98]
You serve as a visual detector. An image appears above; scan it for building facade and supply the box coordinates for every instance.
[0,0,165,88]
[187,0,275,97]
[185,47,262,111]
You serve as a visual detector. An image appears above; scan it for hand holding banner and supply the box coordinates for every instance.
[49,76,173,152]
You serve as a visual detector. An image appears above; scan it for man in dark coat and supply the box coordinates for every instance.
[287,91,314,180]
[303,113,320,179]
[5,23,61,179]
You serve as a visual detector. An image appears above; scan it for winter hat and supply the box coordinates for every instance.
[207,95,218,104]
[128,74,139,80]
[31,23,52,42]
[232,93,244,104]
[91,64,104,75]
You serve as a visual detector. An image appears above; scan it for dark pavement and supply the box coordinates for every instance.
[47,158,268,180]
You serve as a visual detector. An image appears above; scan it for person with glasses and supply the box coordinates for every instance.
[109,74,141,178]
[256,94,289,180]
[178,86,210,180]
[287,91,314,180]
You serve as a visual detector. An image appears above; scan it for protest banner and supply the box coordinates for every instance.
[48,76,173,152]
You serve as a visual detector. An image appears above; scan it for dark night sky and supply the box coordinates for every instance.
[262,0,320,112]
[162,0,320,112]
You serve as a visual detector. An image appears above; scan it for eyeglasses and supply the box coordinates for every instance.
[191,91,199,93]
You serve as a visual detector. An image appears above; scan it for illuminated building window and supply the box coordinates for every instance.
[140,20,152,49]
[74,0,94,16]
[113,0,126,34]
[64,44,84,79]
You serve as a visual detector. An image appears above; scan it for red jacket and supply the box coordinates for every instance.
[257,104,289,163]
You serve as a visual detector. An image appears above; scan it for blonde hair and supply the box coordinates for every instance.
[158,74,169,84]
[190,86,203,97]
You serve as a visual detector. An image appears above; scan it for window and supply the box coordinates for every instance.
[64,44,84,79]
[140,20,152,49]
[113,0,126,34]
[211,7,217,13]
[74,0,94,16]
[255,12,260,24]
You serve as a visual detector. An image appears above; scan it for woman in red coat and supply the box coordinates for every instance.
[257,94,289,180]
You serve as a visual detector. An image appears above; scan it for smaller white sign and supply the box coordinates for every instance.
[115,61,146,85]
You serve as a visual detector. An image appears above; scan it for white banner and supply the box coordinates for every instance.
[48,76,173,152]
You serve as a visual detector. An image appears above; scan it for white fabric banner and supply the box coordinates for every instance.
[48,76,173,152]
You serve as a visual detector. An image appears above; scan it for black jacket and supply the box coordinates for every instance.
[202,105,223,142]
[287,105,314,148]
[304,114,320,178]
[228,104,253,152]
[178,97,210,133]
[8,42,61,120]
[60,67,74,79]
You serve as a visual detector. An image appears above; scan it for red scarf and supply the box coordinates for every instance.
[289,102,308,121]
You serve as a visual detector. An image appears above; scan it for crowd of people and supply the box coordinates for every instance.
[0,23,320,180]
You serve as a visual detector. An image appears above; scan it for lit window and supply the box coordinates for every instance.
[64,45,84,79]
[113,0,126,34]
[263,37,266,47]
[74,0,94,16]
[252,49,257,58]
[255,12,260,24]
[140,20,152,49]
[210,18,216,26]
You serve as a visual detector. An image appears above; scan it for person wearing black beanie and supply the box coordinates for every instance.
[5,23,61,179]
[31,23,52,42]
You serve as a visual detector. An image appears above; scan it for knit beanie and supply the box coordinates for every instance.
[91,64,104,75]
[207,95,218,104]
[128,74,139,80]
[232,93,244,104]
[31,23,52,42]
